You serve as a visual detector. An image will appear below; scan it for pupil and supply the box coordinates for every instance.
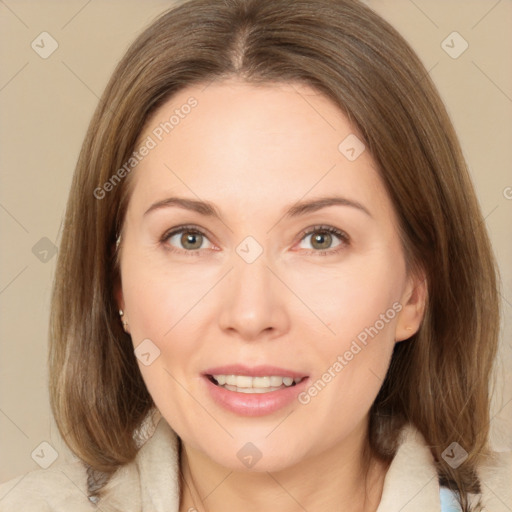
[182,232,201,250]
[313,231,331,250]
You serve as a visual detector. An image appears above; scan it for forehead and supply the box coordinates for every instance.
[127,79,393,223]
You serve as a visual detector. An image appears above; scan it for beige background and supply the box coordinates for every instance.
[0,0,511,482]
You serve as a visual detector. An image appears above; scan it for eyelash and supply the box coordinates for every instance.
[159,224,350,257]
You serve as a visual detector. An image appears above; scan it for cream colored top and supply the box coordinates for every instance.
[0,411,510,511]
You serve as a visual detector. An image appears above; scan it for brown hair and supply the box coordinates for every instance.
[49,0,500,509]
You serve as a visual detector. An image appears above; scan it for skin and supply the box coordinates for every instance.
[116,79,427,512]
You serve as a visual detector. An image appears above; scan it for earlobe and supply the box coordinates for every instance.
[395,270,428,342]
[113,281,130,333]
[119,309,130,333]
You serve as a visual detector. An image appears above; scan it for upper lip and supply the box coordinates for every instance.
[203,364,308,379]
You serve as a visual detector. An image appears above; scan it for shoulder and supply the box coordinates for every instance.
[0,410,169,512]
[440,450,512,512]
[0,452,151,512]
[0,459,95,512]
[379,425,511,512]
[478,449,512,511]
[0,456,144,512]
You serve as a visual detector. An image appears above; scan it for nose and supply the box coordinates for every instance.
[217,250,290,342]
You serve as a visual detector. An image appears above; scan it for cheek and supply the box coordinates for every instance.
[120,250,225,410]
[120,255,211,426]
[289,250,403,413]
[121,249,217,340]
[294,299,398,445]
[286,248,404,345]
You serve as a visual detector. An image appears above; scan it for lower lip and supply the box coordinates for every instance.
[203,375,310,417]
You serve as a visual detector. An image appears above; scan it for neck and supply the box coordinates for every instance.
[178,420,388,512]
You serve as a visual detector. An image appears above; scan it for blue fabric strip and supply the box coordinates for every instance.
[440,487,462,512]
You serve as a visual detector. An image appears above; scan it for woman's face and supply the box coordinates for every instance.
[117,79,425,471]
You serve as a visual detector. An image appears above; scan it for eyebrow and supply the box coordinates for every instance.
[143,195,372,219]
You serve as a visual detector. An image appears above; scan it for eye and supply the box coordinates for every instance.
[160,225,214,255]
[297,225,349,255]
[160,224,349,256]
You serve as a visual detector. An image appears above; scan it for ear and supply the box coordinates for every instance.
[395,268,428,342]
[114,278,125,313]
[114,279,131,334]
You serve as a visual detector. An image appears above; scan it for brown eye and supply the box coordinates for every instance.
[298,225,349,254]
[161,226,213,253]
[310,230,334,250]
[179,231,204,250]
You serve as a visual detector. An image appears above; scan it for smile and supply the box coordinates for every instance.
[202,365,310,416]
[207,374,305,393]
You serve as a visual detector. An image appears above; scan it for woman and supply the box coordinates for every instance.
[0,0,510,511]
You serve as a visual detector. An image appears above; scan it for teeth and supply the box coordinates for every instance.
[211,374,303,390]
[225,375,237,386]
[223,384,284,393]
[269,376,283,386]
[252,376,270,387]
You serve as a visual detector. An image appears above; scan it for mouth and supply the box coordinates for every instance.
[201,364,310,416]
[206,374,306,393]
